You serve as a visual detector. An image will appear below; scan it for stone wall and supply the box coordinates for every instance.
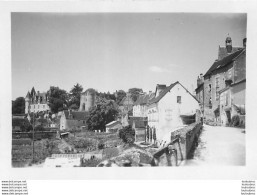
[169,122,202,162]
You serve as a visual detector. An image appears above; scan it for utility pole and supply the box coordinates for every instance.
[32,112,35,163]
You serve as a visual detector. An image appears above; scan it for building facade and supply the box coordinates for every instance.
[147,81,200,143]
[202,36,246,124]
[25,87,50,114]
[133,92,154,117]
[60,110,89,131]
[195,73,204,113]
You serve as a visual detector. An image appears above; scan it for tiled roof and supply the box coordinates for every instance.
[148,81,199,105]
[120,95,134,105]
[218,46,243,60]
[148,82,178,104]
[204,49,244,77]
[63,110,89,120]
[106,121,121,127]
[134,93,154,105]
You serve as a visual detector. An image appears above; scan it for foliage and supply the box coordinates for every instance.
[68,83,83,109]
[86,101,119,131]
[12,97,25,114]
[96,91,116,102]
[128,88,143,102]
[35,125,46,131]
[12,118,31,132]
[230,115,240,127]
[115,90,126,105]
[118,125,135,144]
[12,139,32,146]
[47,86,68,113]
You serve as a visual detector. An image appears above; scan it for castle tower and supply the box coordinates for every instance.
[79,88,96,111]
[25,91,31,114]
[225,34,232,53]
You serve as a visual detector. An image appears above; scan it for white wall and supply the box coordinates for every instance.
[27,103,50,113]
[148,83,200,142]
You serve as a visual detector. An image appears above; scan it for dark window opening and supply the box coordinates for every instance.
[177,96,181,104]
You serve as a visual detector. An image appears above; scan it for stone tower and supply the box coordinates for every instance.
[25,91,31,114]
[79,88,96,112]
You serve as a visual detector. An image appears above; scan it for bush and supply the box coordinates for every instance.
[230,115,240,127]
[118,125,135,144]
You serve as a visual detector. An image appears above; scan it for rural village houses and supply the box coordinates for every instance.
[60,110,89,131]
[196,36,246,126]
[147,81,200,143]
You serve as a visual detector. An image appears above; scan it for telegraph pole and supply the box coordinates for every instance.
[32,112,35,163]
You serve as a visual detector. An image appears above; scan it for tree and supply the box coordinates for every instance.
[115,90,126,105]
[86,101,119,131]
[68,83,83,108]
[128,88,143,102]
[12,97,25,114]
[47,86,68,113]
[118,125,135,144]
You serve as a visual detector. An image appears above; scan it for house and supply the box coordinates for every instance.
[105,121,122,133]
[147,81,200,142]
[60,110,89,131]
[25,87,50,114]
[203,36,246,123]
[133,92,154,117]
[119,93,134,113]
[195,74,204,113]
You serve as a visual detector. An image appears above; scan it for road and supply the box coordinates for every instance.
[184,125,245,166]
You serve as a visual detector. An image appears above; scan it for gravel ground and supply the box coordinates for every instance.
[184,124,245,166]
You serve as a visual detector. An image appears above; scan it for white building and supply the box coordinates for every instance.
[25,87,50,114]
[147,81,200,142]
[133,92,154,117]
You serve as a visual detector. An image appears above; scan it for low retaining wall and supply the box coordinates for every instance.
[12,131,57,140]
[170,122,202,162]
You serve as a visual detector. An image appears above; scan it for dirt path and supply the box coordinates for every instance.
[184,125,245,166]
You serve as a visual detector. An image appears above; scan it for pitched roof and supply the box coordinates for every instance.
[148,81,199,105]
[63,110,89,120]
[204,49,244,77]
[218,46,243,60]
[31,87,36,96]
[148,82,178,104]
[134,93,154,105]
[120,95,134,105]
[26,91,31,98]
[106,121,121,127]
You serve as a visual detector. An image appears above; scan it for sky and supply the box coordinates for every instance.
[11,13,247,100]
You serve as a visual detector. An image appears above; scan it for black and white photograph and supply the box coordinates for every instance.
[10,12,247,168]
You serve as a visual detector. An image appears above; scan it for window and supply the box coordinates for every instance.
[83,121,85,124]
[177,96,181,104]
[209,84,212,92]
[228,69,232,78]
[215,76,220,89]
[215,77,220,101]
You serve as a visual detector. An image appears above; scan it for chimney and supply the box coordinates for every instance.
[156,84,166,96]
[243,38,247,48]
[197,76,200,87]
[200,73,204,83]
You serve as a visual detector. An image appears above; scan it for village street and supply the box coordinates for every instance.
[184,125,245,166]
